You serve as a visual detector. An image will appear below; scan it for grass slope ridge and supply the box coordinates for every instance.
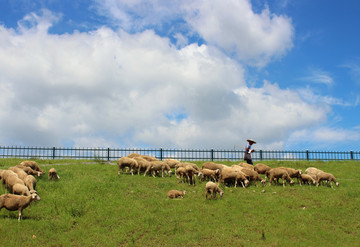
[0,159,359,246]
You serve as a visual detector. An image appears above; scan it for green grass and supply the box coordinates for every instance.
[0,159,359,246]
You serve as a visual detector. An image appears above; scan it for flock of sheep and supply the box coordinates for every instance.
[0,161,60,221]
[118,153,340,200]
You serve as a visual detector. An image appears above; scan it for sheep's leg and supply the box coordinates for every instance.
[18,209,22,221]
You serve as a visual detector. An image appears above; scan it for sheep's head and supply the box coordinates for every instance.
[298,169,302,175]
[290,180,295,185]
[31,193,41,201]
[182,190,186,195]
[168,170,172,177]
[261,179,266,185]
[244,179,250,187]
[197,172,204,180]
[219,190,224,198]
[335,182,339,187]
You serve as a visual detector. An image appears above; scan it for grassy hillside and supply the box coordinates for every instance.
[0,159,359,246]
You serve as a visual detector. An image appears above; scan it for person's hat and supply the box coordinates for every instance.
[247,139,256,144]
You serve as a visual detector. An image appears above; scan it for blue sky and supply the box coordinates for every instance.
[0,0,359,151]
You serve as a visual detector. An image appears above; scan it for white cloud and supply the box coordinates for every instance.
[0,8,334,150]
[300,68,334,85]
[95,0,294,67]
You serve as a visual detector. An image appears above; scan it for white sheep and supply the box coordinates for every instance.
[267,168,294,187]
[24,175,37,193]
[205,181,224,199]
[12,183,33,196]
[219,168,249,188]
[8,166,28,180]
[200,168,220,182]
[300,174,316,185]
[167,190,186,199]
[0,193,41,221]
[316,172,339,188]
[19,160,45,174]
[16,165,42,177]
[117,157,138,175]
[48,168,60,181]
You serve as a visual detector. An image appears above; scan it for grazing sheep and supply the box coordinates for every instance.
[219,168,249,188]
[205,182,224,199]
[0,193,41,221]
[305,167,324,181]
[24,175,37,192]
[48,168,60,181]
[316,172,339,188]
[16,165,42,177]
[8,166,28,180]
[254,163,271,175]
[4,172,26,192]
[117,157,138,175]
[140,155,158,162]
[1,170,18,187]
[237,162,255,170]
[133,156,152,175]
[19,161,45,174]
[175,167,187,183]
[163,159,181,169]
[12,183,33,196]
[267,168,294,187]
[202,162,224,171]
[240,168,266,186]
[127,153,142,159]
[167,190,186,199]
[144,161,172,177]
[277,167,302,185]
[300,174,316,185]
[200,168,220,182]
[184,165,198,185]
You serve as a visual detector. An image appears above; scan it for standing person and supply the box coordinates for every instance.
[244,139,256,165]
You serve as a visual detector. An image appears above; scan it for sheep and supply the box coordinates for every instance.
[300,174,316,185]
[48,168,60,181]
[127,153,142,159]
[240,168,266,186]
[267,168,294,187]
[205,181,224,199]
[237,162,255,170]
[163,159,181,169]
[16,165,42,177]
[202,162,224,171]
[277,167,302,185]
[305,167,324,181]
[0,193,41,221]
[200,168,220,182]
[8,166,28,180]
[24,175,37,193]
[133,156,152,175]
[144,161,172,177]
[3,172,26,192]
[167,190,186,199]
[254,163,271,175]
[316,172,339,188]
[117,157,139,175]
[140,155,158,162]
[175,167,187,183]
[1,170,18,187]
[219,168,249,188]
[184,165,198,185]
[18,160,45,174]
[12,183,33,196]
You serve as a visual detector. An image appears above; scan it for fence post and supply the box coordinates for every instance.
[52,147,56,160]
[350,150,353,160]
[107,148,110,161]
[211,149,214,161]
[306,150,309,160]
[260,150,263,160]
[160,148,163,160]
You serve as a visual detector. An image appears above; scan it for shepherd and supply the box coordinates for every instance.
[244,139,256,165]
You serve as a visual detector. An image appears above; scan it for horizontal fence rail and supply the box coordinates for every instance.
[0,146,359,161]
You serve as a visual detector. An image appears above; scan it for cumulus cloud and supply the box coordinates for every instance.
[94,0,294,66]
[0,6,334,150]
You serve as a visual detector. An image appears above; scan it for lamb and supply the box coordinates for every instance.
[205,181,224,199]
[300,174,316,185]
[167,190,186,199]
[219,168,249,188]
[316,172,339,188]
[200,168,220,182]
[0,193,41,221]
[267,168,294,187]
[254,163,271,175]
[48,168,60,181]
[19,160,45,174]
[117,157,139,175]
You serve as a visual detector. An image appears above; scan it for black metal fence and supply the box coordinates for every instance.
[0,146,359,161]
